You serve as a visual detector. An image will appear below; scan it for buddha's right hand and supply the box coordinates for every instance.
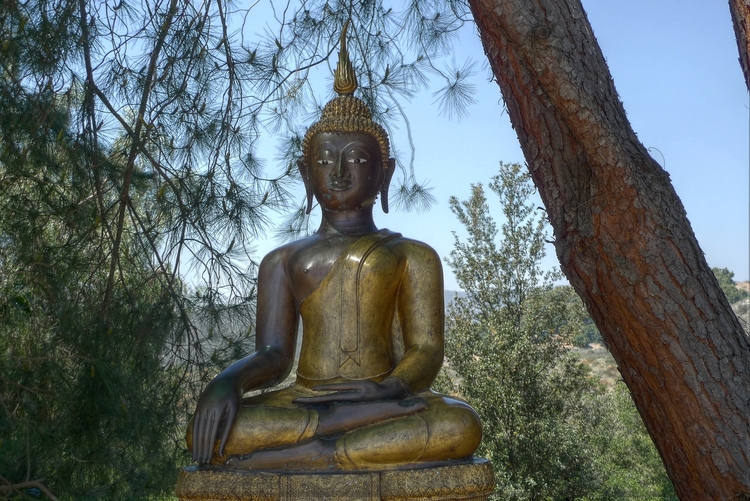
[191,376,240,464]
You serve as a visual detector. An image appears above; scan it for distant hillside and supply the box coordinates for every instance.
[573,344,620,389]
[730,286,749,334]
[444,290,466,311]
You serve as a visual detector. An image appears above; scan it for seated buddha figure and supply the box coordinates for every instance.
[187,26,482,470]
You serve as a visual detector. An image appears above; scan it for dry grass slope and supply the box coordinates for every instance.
[573,343,621,388]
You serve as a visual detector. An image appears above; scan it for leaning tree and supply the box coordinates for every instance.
[467,0,749,499]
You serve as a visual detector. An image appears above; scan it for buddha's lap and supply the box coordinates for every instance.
[211,384,482,462]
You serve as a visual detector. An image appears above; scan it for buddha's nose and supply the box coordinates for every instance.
[330,156,350,179]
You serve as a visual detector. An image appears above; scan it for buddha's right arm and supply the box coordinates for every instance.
[191,346,294,463]
[215,345,293,393]
[208,244,299,393]
[191,248,298,462]
[249,247,299,390]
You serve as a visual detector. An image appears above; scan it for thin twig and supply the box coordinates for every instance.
[0,479,60,501]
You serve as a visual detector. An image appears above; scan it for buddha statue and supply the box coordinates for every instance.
[186,24,482,471]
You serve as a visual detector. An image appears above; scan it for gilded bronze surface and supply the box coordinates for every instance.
[187,23,483,472]
[333,22,357,96]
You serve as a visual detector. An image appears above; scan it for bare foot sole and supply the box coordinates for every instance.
[226,439,338,470]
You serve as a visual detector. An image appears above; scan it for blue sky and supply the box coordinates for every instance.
[250,1,749,290]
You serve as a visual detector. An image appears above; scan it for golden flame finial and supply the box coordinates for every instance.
[333,21,357,96]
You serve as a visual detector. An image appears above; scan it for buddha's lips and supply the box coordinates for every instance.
[328,180,352,191]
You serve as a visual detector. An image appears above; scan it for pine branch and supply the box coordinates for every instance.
[0,374,53,395]
[105,0,180,312]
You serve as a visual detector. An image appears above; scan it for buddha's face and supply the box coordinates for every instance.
[306,132,385,212]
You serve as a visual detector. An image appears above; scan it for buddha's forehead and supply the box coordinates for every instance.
[309,131,380,151]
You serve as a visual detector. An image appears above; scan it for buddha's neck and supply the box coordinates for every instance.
[319,207,378,236]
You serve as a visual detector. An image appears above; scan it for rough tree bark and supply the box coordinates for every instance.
[730,0,750,91]
[466,0,750,499]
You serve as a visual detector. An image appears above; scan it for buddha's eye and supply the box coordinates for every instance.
[346,147,370,165]
[316,150,334,165]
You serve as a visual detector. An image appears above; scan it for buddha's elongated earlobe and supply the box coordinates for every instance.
[380,158,396,214]
[298,159,314,214]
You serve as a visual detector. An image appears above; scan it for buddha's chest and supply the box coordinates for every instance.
[287,237,355,303]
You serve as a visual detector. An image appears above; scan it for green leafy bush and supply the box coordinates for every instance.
[436,163,676,500]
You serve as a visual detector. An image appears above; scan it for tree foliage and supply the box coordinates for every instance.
[0,93,184,497]
[438,162,597,498]
[711,267,749,305]
[436,162,675,500]
[584,385,677,501]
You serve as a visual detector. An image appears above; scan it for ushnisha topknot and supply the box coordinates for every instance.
[302,22,390,170]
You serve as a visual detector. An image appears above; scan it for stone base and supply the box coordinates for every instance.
[176,457,495,501]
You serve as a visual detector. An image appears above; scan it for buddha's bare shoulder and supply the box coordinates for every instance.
[258,234,322,271]
[381,232,442,265]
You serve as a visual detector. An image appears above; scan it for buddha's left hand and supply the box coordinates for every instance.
[293,377,409,404]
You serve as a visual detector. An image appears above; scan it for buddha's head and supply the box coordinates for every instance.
[298,23,396,214]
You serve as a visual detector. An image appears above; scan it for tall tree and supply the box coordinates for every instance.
[440,162,676,500]
[466,0,750,499]
[441,163,603,499]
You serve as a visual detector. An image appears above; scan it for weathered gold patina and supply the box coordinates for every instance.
[185,23,483,473]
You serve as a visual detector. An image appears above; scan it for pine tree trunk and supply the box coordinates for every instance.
[730,0,750,91]
[467,0,750,498]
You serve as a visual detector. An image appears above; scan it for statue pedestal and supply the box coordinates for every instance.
[176,457,494,501]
